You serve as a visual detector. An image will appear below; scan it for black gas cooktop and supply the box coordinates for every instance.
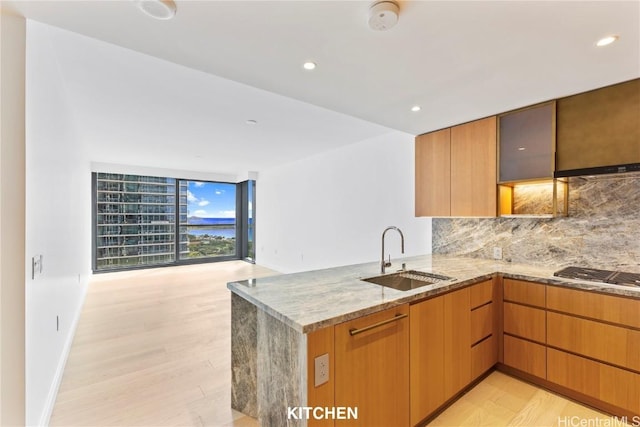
[554,266,640,288]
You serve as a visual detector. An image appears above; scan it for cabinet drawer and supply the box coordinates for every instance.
[471,302,493,344]
[548,348,640,415]
[547,312,640,372]
[547,286,640,329]
[503,279,545,307]
[470,280,493,309]
[504,335,546,378]
[471,335,497,379]
[504,302,546,343]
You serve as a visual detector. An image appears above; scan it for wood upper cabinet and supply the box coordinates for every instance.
[415,116,497,217]
[415,129,451,217]
[556,78,640,174]
[334,305,409,427]
[450,117,497,217]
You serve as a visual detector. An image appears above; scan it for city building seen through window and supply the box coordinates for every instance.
[93,173,254,272]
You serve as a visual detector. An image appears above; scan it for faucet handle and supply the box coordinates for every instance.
[383,254,392,269]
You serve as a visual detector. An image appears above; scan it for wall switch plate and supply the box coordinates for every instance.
[314,353,329,387]
[32,255,43,279]
[493,247,503,260]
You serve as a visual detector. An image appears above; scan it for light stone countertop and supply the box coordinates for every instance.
[227,254,640,333]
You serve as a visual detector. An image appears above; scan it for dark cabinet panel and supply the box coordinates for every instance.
[556,79,640,174]
[499,102,555,182]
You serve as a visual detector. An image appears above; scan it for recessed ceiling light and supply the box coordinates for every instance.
[518,147,526,151]
[411,105,421,112]
[136,0,177,20]
[595,35,619,47]
[303,62,316,70]
[246,119,258,125]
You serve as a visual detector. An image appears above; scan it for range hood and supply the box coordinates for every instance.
[554,162,640,178]
[554,79,640,178]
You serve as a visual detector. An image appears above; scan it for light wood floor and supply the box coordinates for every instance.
[51,261,625,427]
[428,371,628,427]
[50,261,278,427]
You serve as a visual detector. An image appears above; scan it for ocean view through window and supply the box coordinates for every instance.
[93,173,253,272]
[180,181,237,259]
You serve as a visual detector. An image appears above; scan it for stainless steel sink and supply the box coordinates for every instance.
[362,270,454,291]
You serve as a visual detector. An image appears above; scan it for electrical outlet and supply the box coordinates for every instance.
[493,247,503,260]
[314,353,329,387]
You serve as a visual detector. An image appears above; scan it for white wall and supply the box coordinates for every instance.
[0,10,27,427]
[25,21,91,426]
[257,131,431,273]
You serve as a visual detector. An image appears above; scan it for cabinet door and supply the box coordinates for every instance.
[444,287,471,398]
[335,305,409,427]
[415,129,451,217]
[410,297,445,425]
[450,117,497,217]
[556,78,640,173]
[499,102,555,182]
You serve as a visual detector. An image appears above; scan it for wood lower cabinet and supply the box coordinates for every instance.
[444,287,471,398]
[410,281,492,425]
[312,278,640,425]
[503,302,546,343]
[503,335,546,378]
[503,278,545,308]
[415,116,497,217]
[470,280,497,380]
[547,311,640,372]
[548,348,640,416]
[472,335,497,379]
[547,285,640,328]
[410,297,444,426]
[334,305,410,427]
[502,279,546,378]
[307,326,335,427]
[545,285,640,416]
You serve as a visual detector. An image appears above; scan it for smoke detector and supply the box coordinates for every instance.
[368,1,400,31]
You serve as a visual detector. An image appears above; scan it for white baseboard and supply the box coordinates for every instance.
[37,275,89,427]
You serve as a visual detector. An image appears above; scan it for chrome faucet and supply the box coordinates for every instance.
[381,226,405,274]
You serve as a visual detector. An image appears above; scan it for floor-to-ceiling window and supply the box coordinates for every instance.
[180,180,237,260]
[93,172,254,272]
[239,179,256,262]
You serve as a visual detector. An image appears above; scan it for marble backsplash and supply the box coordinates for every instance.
[433,172,640,272]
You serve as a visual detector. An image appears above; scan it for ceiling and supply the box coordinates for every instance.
[5,0,640,176]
